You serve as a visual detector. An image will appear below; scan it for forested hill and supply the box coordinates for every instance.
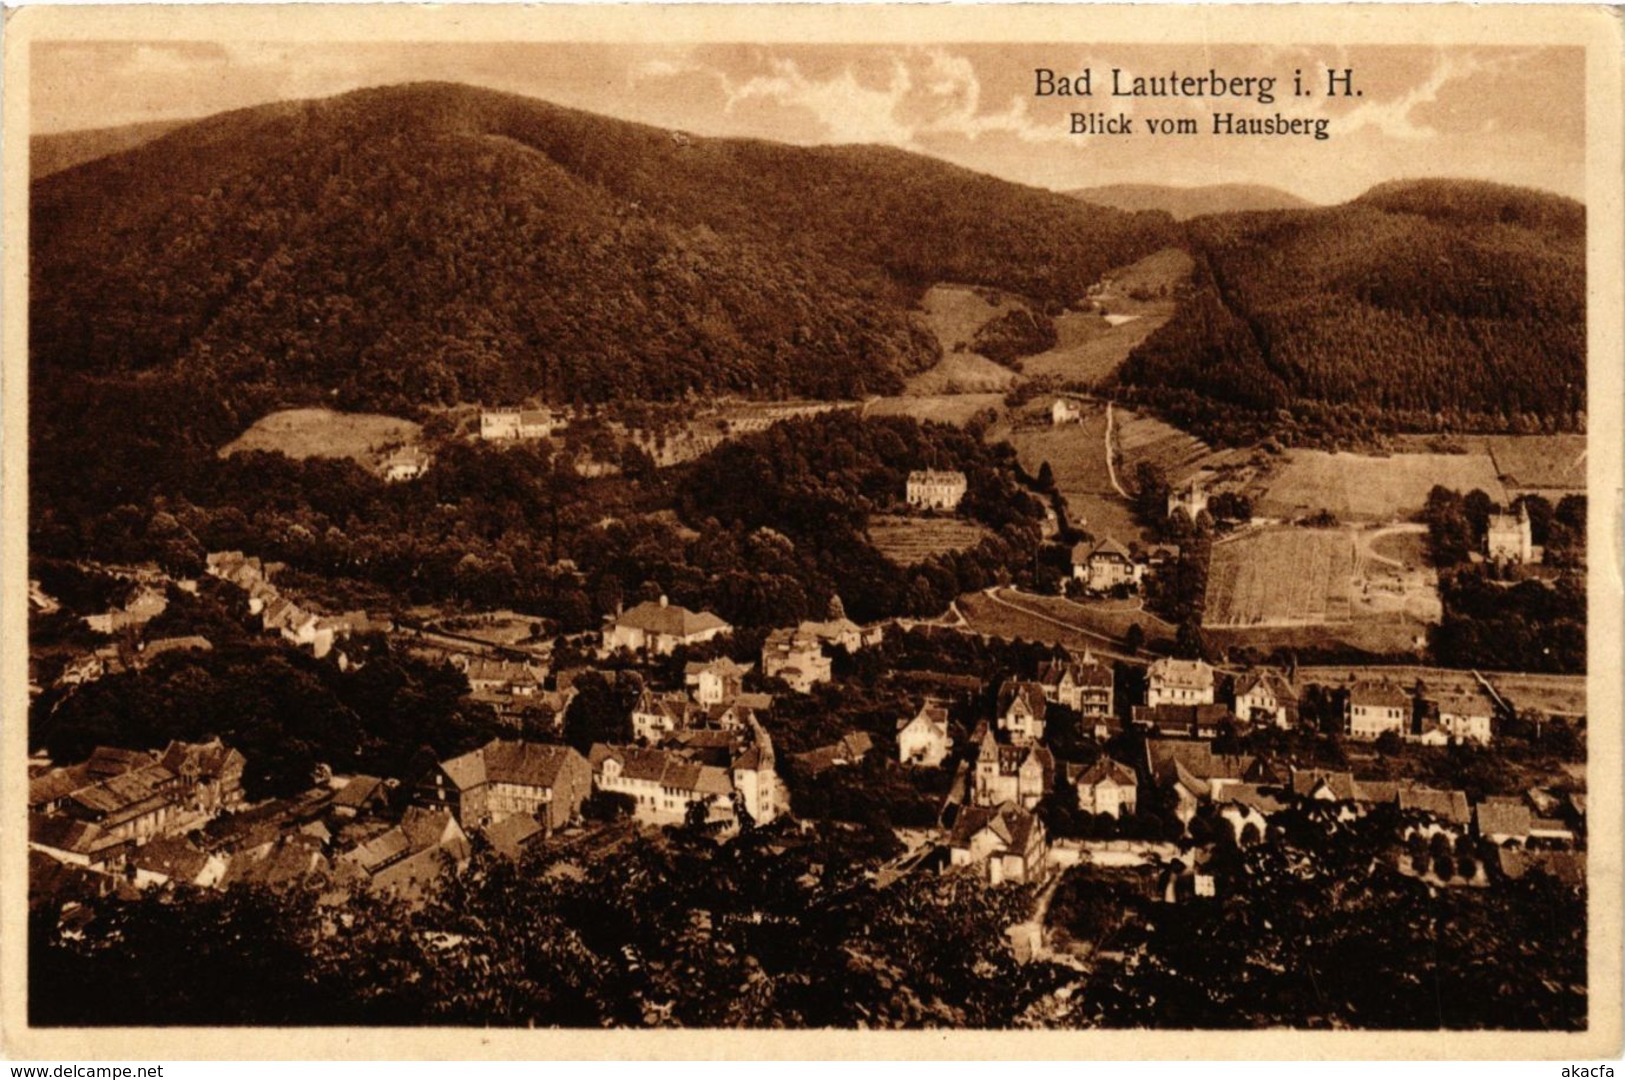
[31,81,1177,411]
[1070,182,1314,220]
[1111,179,1586,442]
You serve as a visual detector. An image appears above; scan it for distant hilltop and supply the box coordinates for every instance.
[1069,182,1315,220]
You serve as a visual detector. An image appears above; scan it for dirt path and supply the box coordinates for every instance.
[1104,401,1129,499]
[1358,522,1427,569]
[973,588,1146,664]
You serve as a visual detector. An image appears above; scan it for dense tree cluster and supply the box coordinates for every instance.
[1059,803,1586,1029]
[32,824,1063,1028]
[1112,181,1585,445]
[34,627,496,800]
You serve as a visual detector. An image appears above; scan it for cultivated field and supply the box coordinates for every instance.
[1112,408,1254,486]
[1205,528,1355,627]
[864,394,1005,427]
[219,408,421,469]
[868,516,994,566]
[1255,450,1507,521]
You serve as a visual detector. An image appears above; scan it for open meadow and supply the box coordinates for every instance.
[1255,450,1508,522]
[219,408,421,471]
[1002,404,1147,542]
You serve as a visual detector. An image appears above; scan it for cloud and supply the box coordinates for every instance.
[631,46,1095,149]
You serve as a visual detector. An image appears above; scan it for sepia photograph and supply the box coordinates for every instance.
[3,2,1621,1059]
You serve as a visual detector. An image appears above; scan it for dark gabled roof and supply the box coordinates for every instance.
[67,763,178,817]
[949,802,1038,852]
[85,746,156,778]
[1349,681,1411,710]
[1290,768,1358,801]
[998,679,1048,722]
[1475,798,1532,837]
[483,813,544,859]
[29,764,92,808]
[1089,536,1134,561]
[1145,739,1254,786]
[129,835,211,881]
[481,740,580,790]
[1234,669,1298,704]
[1398,785,1471,825]
[1217,783,1287,815]
[29,812,111,856]
[1077,758,1137,789]
[333,774,386,810]
[614,600,730,638]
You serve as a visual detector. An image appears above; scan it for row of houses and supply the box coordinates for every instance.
[208,551,389,661]
[28,740,247,866]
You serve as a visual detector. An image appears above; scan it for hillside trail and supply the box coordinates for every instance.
[1103,402,1130,499]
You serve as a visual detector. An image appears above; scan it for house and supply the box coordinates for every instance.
[334,808,471,903]
[948,802,1048,885]
[590,720,780,826]
[332,775,392,820]
[1233,669,1298,728]
[905,470,967,512]
[1072,536,1139,592]
[1167,477,1208,520]
[1131,702,1236,739]
[1427,688,1495,745]
[792,732,874,777]
[995,679,1048,745]
[1036,652,1114,732]
[382,446,432,482]
[60,762,188,846]
[897,701,953,767]
[416,739,593,832]
[1396,784,1472,829]
[1495,847,1585,887]
[1074,758,1138,818]
[1215,784,1287,843]
[631,689,701,744]
[128,836,227,889]
[969,723,1054,810]
[483,813,546,861]
[461,657,545,696]
[1476,797,1533,846]
[795,613,884,653]
[606,597,731,655]
[479,410,524,440]
[1486,504,1534,563]
[1146,657,1215,708]
[84,585,168,634]
[1051,398,1082,425]
[1144,740,1257,824]
[1347,681,1410,740]
[29,813,123,867]
[685,657,751,705]
[761,628,832,692]
[157,739,246,814]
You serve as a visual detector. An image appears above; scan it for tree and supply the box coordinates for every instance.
[1122,623,1145,655]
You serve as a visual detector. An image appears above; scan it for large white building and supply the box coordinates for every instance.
[1146,657,1216,708]
[906,470,968,511]
[1347,682,1410,740]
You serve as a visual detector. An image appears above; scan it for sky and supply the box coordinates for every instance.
[31,41,1586,203]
